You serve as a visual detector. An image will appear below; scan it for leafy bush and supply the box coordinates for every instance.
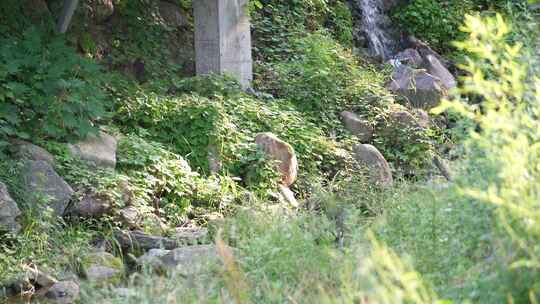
[0,29,107,144]
[115,76,355,197]
[392,0,530,53]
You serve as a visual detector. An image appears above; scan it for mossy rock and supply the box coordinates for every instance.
[81,252,124,285]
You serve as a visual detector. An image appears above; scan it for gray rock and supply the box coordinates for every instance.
[353,144,393,186]
[340,111,374,142]
[45,280,80,304]
[174,226,209,244]
[414,109,430,129]
[255,133,298,187]
[0,182,21,233]
[114,230,180,251]
[82,252,124,285]
[394,48,423,67]
[389,65,445,109]
[119,206,140,229]
[11,139,55,165]
[68,193,111,218]
[423,54,456,90]
[68,131,117,169]
[137,245,218,275]
[22,160,74,216]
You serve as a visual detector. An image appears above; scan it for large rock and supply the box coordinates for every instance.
[11,139,55,165]
[44,280,80,304]
[159,1,189,28]
[389,65,445,109]
[22,161,74,216]
[174,226,209,245]
[353,144,393,186]
[81,251,124,285]
[0,182,21,233]
[114,230,180,251]
[137,245,218,275]
[423,54,457,90]
[255,133,298,187]
[68,192,112,218]
[393,48,423,67]
[68,131,117,169]
[340,111,374,142]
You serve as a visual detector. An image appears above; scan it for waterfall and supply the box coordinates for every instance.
[353,0,397,60]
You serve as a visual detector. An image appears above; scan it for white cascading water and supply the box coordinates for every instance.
[357,0,394,60]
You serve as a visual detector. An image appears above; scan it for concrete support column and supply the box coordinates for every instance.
[194,0,253,88]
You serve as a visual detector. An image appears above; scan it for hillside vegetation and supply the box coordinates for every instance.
[0,0,539,303]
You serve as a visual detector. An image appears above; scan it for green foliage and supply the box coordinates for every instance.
[0,28,107,144]
[392,0,531,53]
[435,13,540,300]
[115,75,353,197]
[260,31,393,128]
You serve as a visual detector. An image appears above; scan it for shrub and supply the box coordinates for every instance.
[0,28,107,145]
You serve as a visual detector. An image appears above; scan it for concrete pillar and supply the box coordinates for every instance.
[194,0,253,88]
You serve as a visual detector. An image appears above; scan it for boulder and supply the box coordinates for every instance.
[423,54,457,90]
[68,131,117,169]
[137,245,218,275]
[393,48,423,67]
[22,160,74,216]
[11,139,55,165]
[159,1,189,28]
[114,230,180,251]
[81,251,124,285]
[353,144,393,186]
[340,111,374,142]
[389,65,445,109]
[44,280,80,304]
[118,206,140,229]
[0,182,21,233]
[255,133,298,187]
[174,226,209,245]
[68,193,112,218]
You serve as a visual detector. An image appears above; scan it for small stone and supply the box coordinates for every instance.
[255,133,298,187]
[22,160,74,216]
[353,144,393,186]
[0,182,21,233]
[340,111,374,142]
[68,131,117,169]
[45,280,80,304]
